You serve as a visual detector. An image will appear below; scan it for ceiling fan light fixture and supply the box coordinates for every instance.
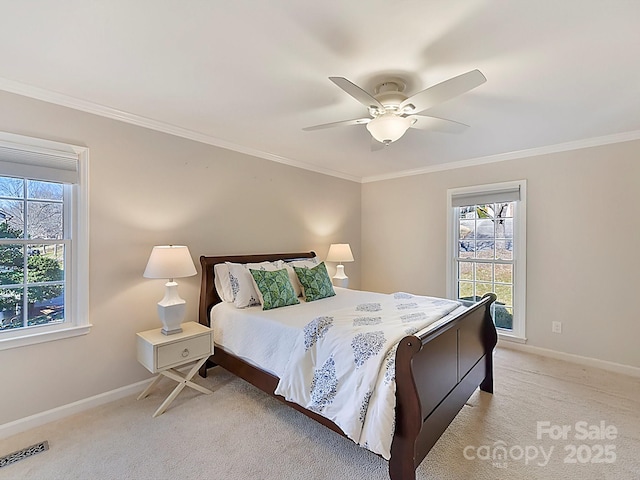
[366,113,413,144]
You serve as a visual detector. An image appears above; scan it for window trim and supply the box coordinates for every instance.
[0,132,90,350]
[446,180,527,341]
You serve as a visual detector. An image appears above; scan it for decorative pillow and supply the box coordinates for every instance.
[226,261,279,308]
[276,262,303,297]
[214,263,234,302]
[293,262,336,302]
[285,256,319,296]
[249,268,300,310]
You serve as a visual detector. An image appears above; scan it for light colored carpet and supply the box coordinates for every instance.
[1,347,638,480]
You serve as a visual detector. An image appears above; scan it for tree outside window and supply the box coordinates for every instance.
[0,177,66,331]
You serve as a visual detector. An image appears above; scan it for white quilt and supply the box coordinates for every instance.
[273,292,461,459]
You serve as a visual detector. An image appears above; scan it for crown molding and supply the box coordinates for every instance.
[362,130,640,183]
[0,77,361,183]
[2,77,639,186]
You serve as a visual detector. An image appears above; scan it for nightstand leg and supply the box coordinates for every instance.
[137,374,164,400]
[150,356,212,417]
[161,360,212,395]
[153,382,187,417]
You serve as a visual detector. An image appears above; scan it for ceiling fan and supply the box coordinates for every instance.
[303,69,486,146]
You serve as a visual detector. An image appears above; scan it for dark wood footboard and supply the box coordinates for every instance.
[198,253,497,480]
[390,293,497,480]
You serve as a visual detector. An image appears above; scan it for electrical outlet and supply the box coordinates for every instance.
[552,321,562,334]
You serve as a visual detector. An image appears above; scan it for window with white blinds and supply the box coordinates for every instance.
[0,132,89,350]
[447,180,527,340]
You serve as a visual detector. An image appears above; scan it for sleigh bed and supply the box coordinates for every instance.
[198,252,497,480]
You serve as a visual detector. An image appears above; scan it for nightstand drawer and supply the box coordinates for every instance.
[156,334,211,370]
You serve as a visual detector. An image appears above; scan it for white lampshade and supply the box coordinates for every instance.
[366,113,413,144]
[144,245,197,280]
[326,243,354,263]
[144,245,197,335]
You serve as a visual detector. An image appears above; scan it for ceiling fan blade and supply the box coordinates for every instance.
[408,115,469,134]
[303,117,371,131]
[400,69,486,114]
[329,77,384,111]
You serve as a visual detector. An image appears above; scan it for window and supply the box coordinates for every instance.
[0,132,89,350]
[447,181,526,340]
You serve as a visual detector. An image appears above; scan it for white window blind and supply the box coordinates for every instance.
[451,186,520,208]
[0,140,79,184]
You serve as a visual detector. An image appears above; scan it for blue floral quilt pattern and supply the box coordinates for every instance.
[274,292,460,460]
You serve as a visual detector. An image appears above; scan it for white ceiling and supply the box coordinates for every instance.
[1,1,639,182]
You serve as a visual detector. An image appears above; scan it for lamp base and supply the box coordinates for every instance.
[332,264,349,289]
[161,325,183,336]
[157,282,186,335]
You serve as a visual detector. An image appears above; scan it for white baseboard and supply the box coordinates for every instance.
[0,378,152,440]
[497,339,640,378]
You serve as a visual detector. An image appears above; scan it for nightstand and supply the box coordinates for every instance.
[136,321,213,417]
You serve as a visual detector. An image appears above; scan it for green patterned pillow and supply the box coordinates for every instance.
[249,268,300,310]
[293,262,336,302]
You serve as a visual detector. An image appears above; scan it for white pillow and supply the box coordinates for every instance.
[214,263,234,303]
[287,256,319,268]
[285,257,319,296]
[226,261,282,308]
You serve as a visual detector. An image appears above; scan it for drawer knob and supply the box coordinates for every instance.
[181,348,190,358]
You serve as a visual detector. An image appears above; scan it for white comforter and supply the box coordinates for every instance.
[273,292,461,459]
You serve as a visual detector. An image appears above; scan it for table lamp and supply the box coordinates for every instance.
[143,245,197,335]
[326,243,354,288]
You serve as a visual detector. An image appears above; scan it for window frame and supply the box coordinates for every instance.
[446,180,527,341]
[0,132,90,350]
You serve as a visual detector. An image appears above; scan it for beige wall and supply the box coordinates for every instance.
[1,87,638,427]
[361,140,640,368]
[0,91,361,425]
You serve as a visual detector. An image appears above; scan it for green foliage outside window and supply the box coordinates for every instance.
[0,220,64,329]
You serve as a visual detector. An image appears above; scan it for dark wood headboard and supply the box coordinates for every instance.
[198,251,316,327]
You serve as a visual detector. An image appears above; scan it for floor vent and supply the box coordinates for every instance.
[0,441,49,468]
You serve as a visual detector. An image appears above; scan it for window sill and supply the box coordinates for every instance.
[0,324,92,351]
[497,331,527,344]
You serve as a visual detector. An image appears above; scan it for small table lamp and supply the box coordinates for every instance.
[143,245,197,335]
[326,243,354,288]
